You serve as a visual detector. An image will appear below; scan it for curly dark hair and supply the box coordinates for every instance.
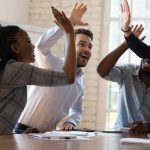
[0,25,21,71]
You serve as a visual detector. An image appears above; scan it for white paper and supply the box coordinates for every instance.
[28,131,95,140]
[120,138,150,146]
[120,127,130,133]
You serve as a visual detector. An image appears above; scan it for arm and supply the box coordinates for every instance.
[37,2,88,51]
[35,2,88,69]
[97,25,144,78]
[61,91,84,130]
[125,33,150,58]
[97,41,128,78]
[36,26,64,52]
[7,62,69,87]
[121,0,150,58]
[52,7,76,83]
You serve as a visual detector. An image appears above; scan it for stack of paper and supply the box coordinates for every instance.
[29,133,76,140]
[29,130,96,140]
[120,138,150,146]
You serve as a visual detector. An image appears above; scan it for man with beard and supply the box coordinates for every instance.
[13,2,93,133]
[121,0,150,132]
[97,24,150,133]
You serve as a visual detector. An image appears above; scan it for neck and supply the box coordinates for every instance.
[76,67,81,75]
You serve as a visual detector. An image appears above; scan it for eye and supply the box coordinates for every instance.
[88,44,92,49]
[79,43,85,47]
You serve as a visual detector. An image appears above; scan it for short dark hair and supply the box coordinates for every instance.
[0,25,21,71]
[74,28,93,41]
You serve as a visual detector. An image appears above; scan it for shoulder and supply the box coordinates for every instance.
[6,60,34,71]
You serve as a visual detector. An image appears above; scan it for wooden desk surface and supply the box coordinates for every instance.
[0,133,149,150]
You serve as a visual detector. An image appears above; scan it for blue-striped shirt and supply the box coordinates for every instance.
[104,64,150,129]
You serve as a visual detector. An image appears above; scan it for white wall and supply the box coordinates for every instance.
[0,0,29,24]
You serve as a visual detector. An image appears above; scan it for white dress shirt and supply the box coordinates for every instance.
[18,26,85,131]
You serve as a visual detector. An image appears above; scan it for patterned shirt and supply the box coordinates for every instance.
[104,64,150,129]
[0,60,68,134]
[18,26,84,131]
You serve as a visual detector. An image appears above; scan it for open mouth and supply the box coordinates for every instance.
[80,54,88,61]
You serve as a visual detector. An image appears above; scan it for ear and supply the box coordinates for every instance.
[11,43,20,54]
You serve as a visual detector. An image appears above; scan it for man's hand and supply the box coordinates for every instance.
[69,2,88,26]
[129,121,150,133]
[61,122,75,131]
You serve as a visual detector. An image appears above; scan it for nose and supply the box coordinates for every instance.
[84,46,91,53]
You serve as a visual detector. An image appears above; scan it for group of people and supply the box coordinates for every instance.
[0,0,150,135]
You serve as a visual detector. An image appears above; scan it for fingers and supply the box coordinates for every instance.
[61,122,75,131]
[140,36,146,41]
[81,22,88,26]
[132,24,144,37]
[72,2,78,10]
[52,7,68,25]
[52,7,62,23]
[129,121,147,133]
[121,4,123,13]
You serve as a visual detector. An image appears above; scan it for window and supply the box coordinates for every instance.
[105,0,150,129]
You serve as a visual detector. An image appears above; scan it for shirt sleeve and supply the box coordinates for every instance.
[65,90,84,126]
[125,33,150,58]
[3,61,69,88]
[104,66,125,85]
[35,26,64,69]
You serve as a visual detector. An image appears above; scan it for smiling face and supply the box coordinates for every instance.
[75,33,93,68]
[11,29,35,63]
[140,59,150,76]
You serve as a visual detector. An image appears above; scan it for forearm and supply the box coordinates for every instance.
[125,33,150,58]
[36,26,64,49]
[97,41,128,77]
[63,31,76,83]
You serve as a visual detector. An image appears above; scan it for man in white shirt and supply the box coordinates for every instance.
[13,2,93,133]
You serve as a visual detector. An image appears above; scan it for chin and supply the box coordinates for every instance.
[77,64,87,68]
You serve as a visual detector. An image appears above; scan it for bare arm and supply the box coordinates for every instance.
[52,7,76,83]
[97,25,144,77]
[97,41,128,77]
[121,0,150,58]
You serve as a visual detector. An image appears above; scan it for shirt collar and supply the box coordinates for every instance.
[76,68,83,77]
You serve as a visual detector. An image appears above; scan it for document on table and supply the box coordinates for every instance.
[29,130,96,140]
[120,138,150,146]
[101,127,130,133]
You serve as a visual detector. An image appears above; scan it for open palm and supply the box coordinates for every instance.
[69,2,88,26]
[121,0,131,30]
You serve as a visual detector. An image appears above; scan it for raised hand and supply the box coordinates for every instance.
[52,7,74,33]
[69,2,88,26]
[121,0,131,31]
[132,25,144,38]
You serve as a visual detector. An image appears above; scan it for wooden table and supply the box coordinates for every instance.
[0,133,149,150]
